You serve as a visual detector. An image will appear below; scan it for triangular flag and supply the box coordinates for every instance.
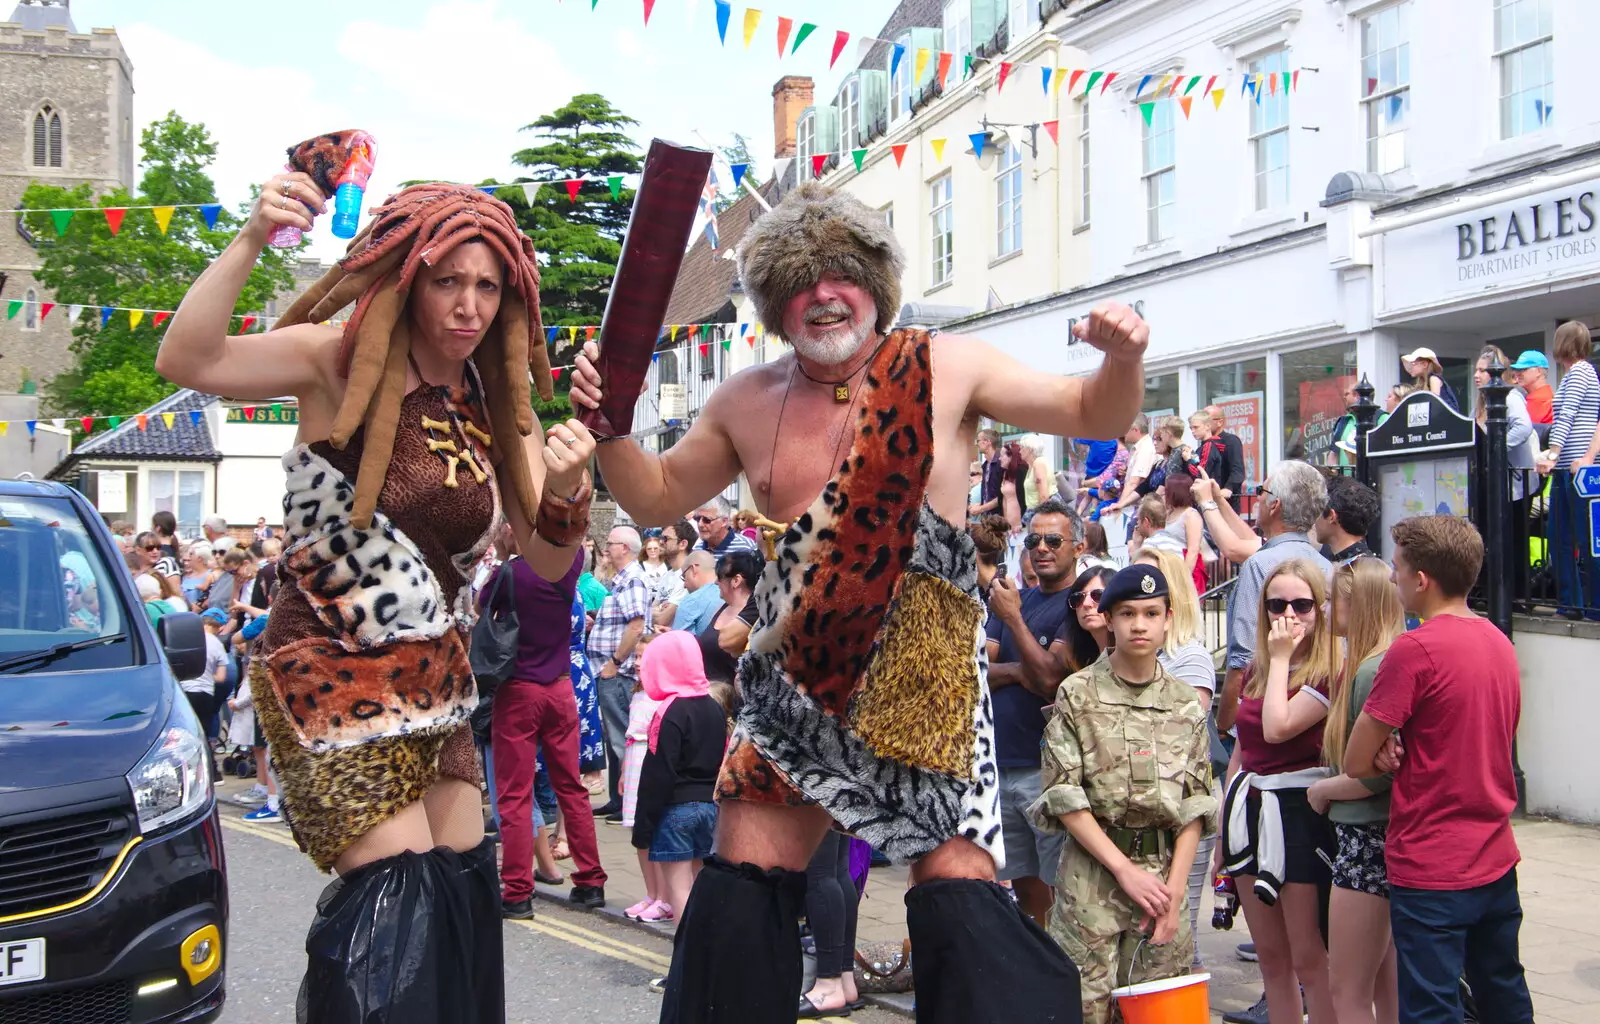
[718,337,730,352]
[522,182,542,206]
[1042,120,1060,145]
[651,353,660,363]
[1140,102,1156,125]
[643,0,656,25]
[714,0,730,43]
[1203,75,1218,96]
[49,208,73,235]
[189,410,202,426]
[1053,66,1069,93]
[51,418,65,431]
[567,326,578,342]
[1154,74,1172,96]
[240,316,257,332]
[151,206,176,235]
[670,325,679,341]
[997,62,1013,91]
[79,416,93,433]
[739,322,749,336]
[1136,74,1154,98]
[607,175,623,199]
[1169,74,1184,97]
[136,414,147,431]
[1282,71,1292,94]
[1179,96,1194,119]
[478,185,498,195]
[916,47,930,83]
[547,325,559,343]
[891,143,908,167]
[1041,66,1053,94]
[689,323,701,339]
[0,424,9,438]
[4,300,18,320]
[830,30,848,68]
[1184,75,1202,96]
[1243,74,1254,97]
[128,309,144,329]
[1292,69,1300,92]
[1100,71,1119,94]
[1269,72,1278,95]
[791,22,815,53]
[100,306,114,327]
[930,138,946,162]
[1256,73,1265,103]
[698,343,710,358]
[731,163,749,188]
[38,302,53,320]
[936,51,952,88]
[272,403,284,418]
[199,204,222,229]
[67,304,83,323]
[742,8,760,48]
[890,43,905,81]
[103,208,126,235]
[25,421,35,437]
[1211,88,1226,110]
[1068,69,1086,93]
[585,326,597,342]
[565,179,583,203]
[107,416,121,429]
[963,54,973,79]
[776,15,792,55]
[811,154,827,178]
[851,148,867,172]
[552,367,563,380]
[968,132,988,160]
[162,412,175,429]
[243,406,255,422]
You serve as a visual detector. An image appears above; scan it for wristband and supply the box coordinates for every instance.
[610,654,625,667]
[534,471,593,548]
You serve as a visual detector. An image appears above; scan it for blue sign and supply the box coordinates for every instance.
[1575,466,1600,499]
[1591,500,1600,560]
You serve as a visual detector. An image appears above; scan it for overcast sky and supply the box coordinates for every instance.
[68,0,895,260]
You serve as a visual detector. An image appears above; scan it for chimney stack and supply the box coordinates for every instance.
[772,75,814,160]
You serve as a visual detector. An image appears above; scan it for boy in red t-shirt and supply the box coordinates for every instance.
[1345,516,1533,1024]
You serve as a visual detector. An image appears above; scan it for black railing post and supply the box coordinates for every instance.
[1352,375,1379,488]
[1483,357,1513,640]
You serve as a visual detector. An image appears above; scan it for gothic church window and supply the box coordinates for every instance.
[32,105,63,168]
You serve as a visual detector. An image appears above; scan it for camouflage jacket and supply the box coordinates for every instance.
[1027,657,1217,838]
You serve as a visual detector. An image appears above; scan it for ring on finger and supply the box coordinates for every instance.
[278,194,288,209]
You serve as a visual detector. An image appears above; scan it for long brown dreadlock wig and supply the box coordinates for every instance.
[278,183,554,531]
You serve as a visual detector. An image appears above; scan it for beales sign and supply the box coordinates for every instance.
[1379,178,1600,317]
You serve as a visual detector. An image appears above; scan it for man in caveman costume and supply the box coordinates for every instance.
[571,183,1151,1024]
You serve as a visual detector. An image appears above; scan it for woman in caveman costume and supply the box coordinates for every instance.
[159,164,598,1022]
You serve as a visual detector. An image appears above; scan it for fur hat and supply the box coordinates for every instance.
[737,182,905,338]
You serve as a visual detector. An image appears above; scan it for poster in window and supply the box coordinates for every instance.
[1214,391,1264,488]
[96,471,127,514]
[1299,374,1357,465]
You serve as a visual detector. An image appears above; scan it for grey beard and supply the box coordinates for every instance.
[790,318,873,365]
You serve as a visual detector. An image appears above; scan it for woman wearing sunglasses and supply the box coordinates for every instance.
[1222,558,1341,1024]
[1054,565,1112,675]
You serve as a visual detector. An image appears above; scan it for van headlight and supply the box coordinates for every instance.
[127,700,212,834]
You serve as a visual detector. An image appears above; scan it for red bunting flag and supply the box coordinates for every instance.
[240,316,257,333]
[1168,74,1183,97]
[585,326,596,342]
[79,416,93,432]
[830,30,848,68]
[153,311,171,328]
[1292,69,1300,91]
[776,15,792,55]
[103,208,126,235]
[1041,120,1059,144]
[891,143,908,167]
[38,302,53,321]
[746,333,756,347]
[564,179,583,203]
[551,367,562,380]
[811,154,827,178]
[936,51,952,88]
[642,0,655,24]
[997,62,1013,91]
[1100,71,1119,94]
[244,406,256,421]
[698,343,710,358]
[1068,69,1086,94]
[136,414,148,431]
[1204,74,1217,96]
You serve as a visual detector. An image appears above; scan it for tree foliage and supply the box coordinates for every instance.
[714,133,755,213]
[19,111,295,419]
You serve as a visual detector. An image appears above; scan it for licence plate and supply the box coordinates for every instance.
[0,938,44,986]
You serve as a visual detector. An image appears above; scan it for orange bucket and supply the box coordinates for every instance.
[1110,972,1210,1024]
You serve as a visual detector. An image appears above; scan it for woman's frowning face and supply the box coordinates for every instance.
[410,240,504,363]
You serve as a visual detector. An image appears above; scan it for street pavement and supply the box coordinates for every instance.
[212,775,1600,1022]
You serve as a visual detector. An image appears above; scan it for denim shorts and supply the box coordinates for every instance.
[648,801,718,863]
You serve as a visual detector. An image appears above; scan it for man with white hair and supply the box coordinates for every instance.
[202,514,229,546]
[584,525,651,852]
[691,496,758,556]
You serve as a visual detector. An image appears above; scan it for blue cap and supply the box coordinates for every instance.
[1510,350,1549,370]
[200,608,229,625]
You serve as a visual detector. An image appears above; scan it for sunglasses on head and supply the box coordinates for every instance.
[1024,533,1067,550]
[1069,587,1105,609]
[1266,597,1318,616]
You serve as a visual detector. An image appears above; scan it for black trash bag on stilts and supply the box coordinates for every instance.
[298,841,504,1024]
[906,878,1083,1024]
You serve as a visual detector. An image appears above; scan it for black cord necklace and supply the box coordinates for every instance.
[766,339,884,517]
[793,343,879,403]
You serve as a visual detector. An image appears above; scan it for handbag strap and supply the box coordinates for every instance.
[488,557,517,616]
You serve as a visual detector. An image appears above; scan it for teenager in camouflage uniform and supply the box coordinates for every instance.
[1029,564,1217,1024]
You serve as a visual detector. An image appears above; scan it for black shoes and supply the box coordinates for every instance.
[569,885,605,910]
[1221,995,1269,1024]
[500,898,535,920]
[605,810,624,824]
[592,802,621,817]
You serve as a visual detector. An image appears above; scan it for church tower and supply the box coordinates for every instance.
[0,0,134,393]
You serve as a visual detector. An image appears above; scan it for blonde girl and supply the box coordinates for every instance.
[1307,558,1405,1024]
[1224,558,1341,1024]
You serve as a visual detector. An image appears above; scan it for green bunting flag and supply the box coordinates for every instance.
[108,416,122,429]
[607,175,623,200]
[1085,70,1105,94]
[963,54,973,79]
[791,21,816,53]
[5,300,19,320]
[1140,102,1156,125]
[720,338,731,352]
[49,209,74,235]
[851,148,867,172]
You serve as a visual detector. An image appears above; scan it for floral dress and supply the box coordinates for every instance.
[569,595,606,773]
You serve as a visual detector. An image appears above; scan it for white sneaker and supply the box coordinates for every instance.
[230,784,268,806]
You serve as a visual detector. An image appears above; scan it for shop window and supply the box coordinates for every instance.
[796,110,816,168]
[31,105,63,169]
[1361,2,1412,173]
[1495,0,1553,139]
[929,173,954,287]
[1249,49,1291,210]
[942,0,972,68]
[1281,343,1360,466]
[1197,358,1267,488]
[1141,99,1176,244]
[836,76,861,154]
[995,144,1023,258]
[1143,373,1180,421]
[148,469,206,540]
[1007,0,1040,42]
[1076,101,1091,227]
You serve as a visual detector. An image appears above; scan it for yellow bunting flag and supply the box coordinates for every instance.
[0,423,8,437]
[567,326,577,343]
[1211,88,1226,110]
[1053,67,1068,93]
[151,206,176,235]
[930,138,946,162]
[742,8,760,48]
[128,309,145,329]
[914,47,930,82]
[1155,74,1173,95]
[670,325,679,342]
[161,412,176,429]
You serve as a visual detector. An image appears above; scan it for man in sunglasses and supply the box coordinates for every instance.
[986,498,1084,929]
[690,497,758,557]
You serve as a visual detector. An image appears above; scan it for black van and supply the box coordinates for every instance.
[0,481,226,1023]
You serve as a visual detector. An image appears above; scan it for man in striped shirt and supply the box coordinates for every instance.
[691,496,759,557]
[1536,321,1600,616]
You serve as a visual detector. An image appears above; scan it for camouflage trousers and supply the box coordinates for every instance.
[1047,844,1194,1024]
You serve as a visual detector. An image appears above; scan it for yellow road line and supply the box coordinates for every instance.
[220,814,300,850]
[511,918,667,973]
[526,911,672,969]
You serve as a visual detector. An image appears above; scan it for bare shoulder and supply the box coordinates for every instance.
[700,356,789,418]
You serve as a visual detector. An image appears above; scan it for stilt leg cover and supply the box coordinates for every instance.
[905,878,1083,1024]
[659,855,807,1024]
[455,837,507,1024]
[297,842,505,1024]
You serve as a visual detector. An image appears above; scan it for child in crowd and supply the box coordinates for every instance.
[621,678,664,920]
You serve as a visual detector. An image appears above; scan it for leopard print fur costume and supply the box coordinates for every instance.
[716,329,1005,868]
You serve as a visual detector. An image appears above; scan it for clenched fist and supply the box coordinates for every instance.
[1072,301,1149,364]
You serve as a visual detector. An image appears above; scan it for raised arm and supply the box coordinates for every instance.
[156,171,343,403]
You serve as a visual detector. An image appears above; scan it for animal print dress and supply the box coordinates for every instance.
[716,329,1005,868]
[253,373,499,871]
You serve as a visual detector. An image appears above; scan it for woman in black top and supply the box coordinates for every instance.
[696,550,762,689]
